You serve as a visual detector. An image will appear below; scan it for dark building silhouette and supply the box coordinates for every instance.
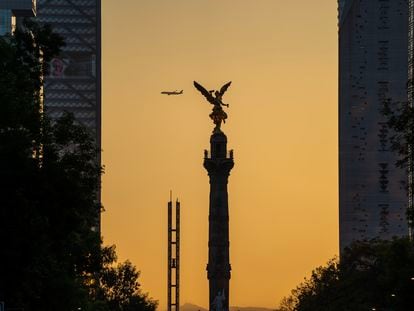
[0,0,101,156]
[36,0,101,144]
[408,0,414,237]
[36,0,102,222]
[204,131,234,311]
[339,0,409,250]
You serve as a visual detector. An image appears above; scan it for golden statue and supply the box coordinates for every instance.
[194,81,232,131]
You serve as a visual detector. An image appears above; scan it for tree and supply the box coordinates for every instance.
[0,20,157,311]
[279,238,414,311]
[383,101,414,226]
[91,246,158,311]
[278,295,297,311]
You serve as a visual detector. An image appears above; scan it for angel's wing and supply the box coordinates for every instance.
[219,81,232,96]
[194,81,215,103]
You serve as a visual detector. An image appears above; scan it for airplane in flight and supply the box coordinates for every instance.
[161,90,183,95]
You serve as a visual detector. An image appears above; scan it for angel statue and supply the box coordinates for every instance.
[194,81,232,131]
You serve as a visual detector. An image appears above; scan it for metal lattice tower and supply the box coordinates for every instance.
[168,197,180,311]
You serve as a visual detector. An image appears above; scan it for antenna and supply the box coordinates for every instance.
[168,193,180,311]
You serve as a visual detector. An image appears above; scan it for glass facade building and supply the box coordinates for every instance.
[408,0,414,238]
[0,0,101,217]
[339,0,409,250]
[36,0,102,220]
[36,0,101,147]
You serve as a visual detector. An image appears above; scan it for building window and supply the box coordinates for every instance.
[0,9,12,36]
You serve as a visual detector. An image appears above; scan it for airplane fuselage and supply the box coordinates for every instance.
[161,90,183,95]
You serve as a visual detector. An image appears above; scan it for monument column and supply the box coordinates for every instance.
[204,131,234,311]
[193,80,234,311]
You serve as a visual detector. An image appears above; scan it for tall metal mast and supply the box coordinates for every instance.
[168,195,180,311]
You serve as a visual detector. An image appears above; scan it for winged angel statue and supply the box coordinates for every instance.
[194,81,232,131]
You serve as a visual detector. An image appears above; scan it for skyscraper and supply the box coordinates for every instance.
[36,0,102,215]
[408,0,414,238]
[339,0,409,250]
[36,0,101,154]
[0,0,101,156]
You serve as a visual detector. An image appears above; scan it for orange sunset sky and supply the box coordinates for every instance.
[101,0,338,309]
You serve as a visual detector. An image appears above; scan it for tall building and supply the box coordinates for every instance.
[36,0,101,156]
[0,0,101,164]
[36,0,102,216]
[339,0,409,250]
[408,0,414,237]
[0,0,36,35]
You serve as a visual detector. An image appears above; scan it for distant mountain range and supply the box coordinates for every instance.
[179,303,207,311]
[180,303,277,311]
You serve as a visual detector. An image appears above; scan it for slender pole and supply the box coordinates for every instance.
[168,194,180,311]
[175,200,180,311]
[168,199,172,311]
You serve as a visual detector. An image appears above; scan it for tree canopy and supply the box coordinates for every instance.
[383,101,414,225]
[0,20,157,311]
[279,238,414,311]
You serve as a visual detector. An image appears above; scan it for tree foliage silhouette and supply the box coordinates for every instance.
[0,20,157,311]
[279,239,414,311]
[383,101,414,225]
[92,246,157,311]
